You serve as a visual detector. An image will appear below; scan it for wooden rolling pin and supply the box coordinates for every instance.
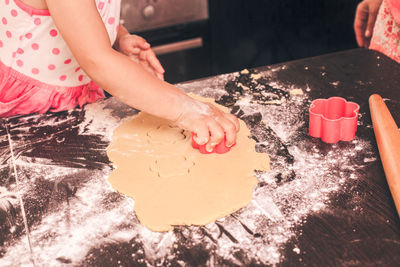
[369,94,400,216]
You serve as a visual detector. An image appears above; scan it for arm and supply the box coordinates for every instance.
[45,0,239,150]
[354,0,383,48]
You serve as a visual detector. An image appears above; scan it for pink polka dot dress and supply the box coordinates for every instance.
[0,0,121,117]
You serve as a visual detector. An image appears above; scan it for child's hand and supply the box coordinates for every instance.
[174,97,240,152]
[118,34,165,80]
[354,0,383,48]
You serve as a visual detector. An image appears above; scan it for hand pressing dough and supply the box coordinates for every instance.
[107,95,270,232]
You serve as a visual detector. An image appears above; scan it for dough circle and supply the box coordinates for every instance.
[107,95,270,231]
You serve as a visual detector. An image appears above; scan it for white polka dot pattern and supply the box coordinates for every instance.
[0,0,121,87]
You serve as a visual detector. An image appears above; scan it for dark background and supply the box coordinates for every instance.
[155,0,361,83]
[209,0,360,74]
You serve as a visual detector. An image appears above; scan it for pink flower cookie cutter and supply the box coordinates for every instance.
[192,133,235,154]
[309,97,360,143]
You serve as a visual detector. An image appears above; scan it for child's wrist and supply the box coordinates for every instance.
[171,95,211,124]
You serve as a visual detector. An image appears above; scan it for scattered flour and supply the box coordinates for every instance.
[1,66,373,266]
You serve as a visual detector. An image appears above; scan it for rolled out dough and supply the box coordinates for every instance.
[107,95,270,231]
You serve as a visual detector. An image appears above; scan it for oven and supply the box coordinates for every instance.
[120,0,211,83]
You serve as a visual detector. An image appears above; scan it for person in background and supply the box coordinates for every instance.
[354,0,400,63]
[0,0,239,152]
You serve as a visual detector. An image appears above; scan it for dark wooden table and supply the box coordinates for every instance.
[0,48,399,266]
[261,48,400,266]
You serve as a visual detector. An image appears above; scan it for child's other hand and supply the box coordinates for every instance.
[174,97,240,152]
[118,34,165,80]
[354,0,383,48]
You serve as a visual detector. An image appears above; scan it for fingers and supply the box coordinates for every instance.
[366,8,378,40]
[138,50,165,79]
[225,113,240,132]
[137,58,162,80]
[178,99,240,152]
[121,35,150,55]
[130,47,141,55]
[146,50,165,74]
[128,54,139,63]
[205,119,225,152]
[192,122,209,146]
[121,34,165,78]
[130,35,150,50]
[139,60,152,74]
[205,114,239,151]
[139,50,164,72]
[156,72,165,81]
[203,108,240,151]
[216,116,237,147]
[200,104,240,151]
[354,2,369,48]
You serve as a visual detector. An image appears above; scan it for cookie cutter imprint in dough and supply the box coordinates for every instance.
[145,124,196,178]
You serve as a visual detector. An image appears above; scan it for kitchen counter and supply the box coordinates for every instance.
[0,48,399,266]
